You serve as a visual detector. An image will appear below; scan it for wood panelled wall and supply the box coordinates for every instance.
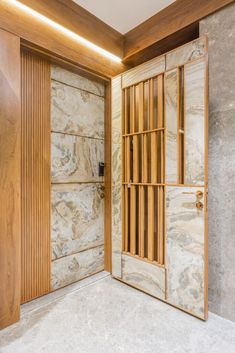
[21,50,51,303]
[0,29,21,330]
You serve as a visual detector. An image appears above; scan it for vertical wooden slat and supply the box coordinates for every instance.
[139,186,145,257]
[138,82,144,132]
[130,86,135,133]
[149,79,154,129]
[151,132,157,183]
[130,186,136,254]
[158,187,164,264]
[0,29,21,330]
[124,186,129,251]
[21,50,51,304]
[147,186,155,261]
[126,137,131,182]
[142,134,148,182]
[158,75,164,128]
[133,135,139,182]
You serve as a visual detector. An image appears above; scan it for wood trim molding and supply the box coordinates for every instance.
[19,0,124,58]
[0,29,21,329]
[21,50,51,304]
[104,82,112,272]
[123,0,234,63]
[0,1,127,78]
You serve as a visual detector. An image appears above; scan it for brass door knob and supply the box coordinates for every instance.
[196,191,203,198]
[196,201,203,210]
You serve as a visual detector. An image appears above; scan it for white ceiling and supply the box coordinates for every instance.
[72,0,176,34]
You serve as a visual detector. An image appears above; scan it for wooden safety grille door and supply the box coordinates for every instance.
[111,37,208,320]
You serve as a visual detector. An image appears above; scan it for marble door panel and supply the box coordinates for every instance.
[185,59,205,185]
[122,255,166,300]
[51,65,105,97]
[51,183,104,260]
[166,37,207,71]
[51,132,104,183]
[165,69,179,183]
[51,245,104,290]
[166,186,206,318]
[51,80,104,139]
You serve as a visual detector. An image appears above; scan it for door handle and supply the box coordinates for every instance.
[196,201,203,210]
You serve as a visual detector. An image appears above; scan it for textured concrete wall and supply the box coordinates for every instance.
[200,3,235,321]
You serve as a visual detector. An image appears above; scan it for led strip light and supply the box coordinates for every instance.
[7,0,122,63]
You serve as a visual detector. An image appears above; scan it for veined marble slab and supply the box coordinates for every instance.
[112,76,122,144]
[165,69,178,183]
[122,55,165,88]
[51,80,104,139]
[111,75,122,278]
[122,254,166,300]
[51,65,105,97]
[112,182,122,278]
[185,59,205,185]
[51,132,104,183]
[166,186,205,318]
[51,183,104,260]
[166,37,207,70]
[51,245,104,290]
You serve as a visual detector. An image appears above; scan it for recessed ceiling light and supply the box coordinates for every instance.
[7,0,122,63]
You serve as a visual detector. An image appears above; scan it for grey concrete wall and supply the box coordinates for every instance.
[200,3,235,321]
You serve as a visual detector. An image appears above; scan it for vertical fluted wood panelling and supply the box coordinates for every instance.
[21,50,51,303]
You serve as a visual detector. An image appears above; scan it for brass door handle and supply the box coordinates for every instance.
[196,201,203,210]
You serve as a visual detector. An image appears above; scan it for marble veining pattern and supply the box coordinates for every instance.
[51,65,105,97]
[166,186,205,318]
[51,132,104,183]
[122,255,166,300]
[1,276,235,353]
[51,80,104,139]
[111,77,123,278]
[185,59,205,185]
[166,37,206,70]
[122,55,165,88]
[165,69,178,183]
[51,183,104,260]
[51,245,104,290]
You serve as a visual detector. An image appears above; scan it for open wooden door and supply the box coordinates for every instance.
[111,37,208,320]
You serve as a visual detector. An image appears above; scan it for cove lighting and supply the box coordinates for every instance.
[7,0,122,63]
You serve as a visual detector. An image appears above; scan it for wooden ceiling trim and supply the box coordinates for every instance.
[123,0,234,61]
[19,0,124,58]
[0,1,127,78]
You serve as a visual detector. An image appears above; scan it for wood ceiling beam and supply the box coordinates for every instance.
[19,0,124,58]
[0,0,127,78]
[123,0,235,62]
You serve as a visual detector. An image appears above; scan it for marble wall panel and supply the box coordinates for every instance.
[112,76,122,144]
[51,183,104,260]
[166,186,205,318]
[112,182,122,278]
[51,65,105,97]
[111,76,123,278]
[51,132,104,183]
[51,80,104,139]
[166,37,206,71]
[165,69,179,183]
[122,255,166,300]
[185,59,205,185]
[51,245,104,290]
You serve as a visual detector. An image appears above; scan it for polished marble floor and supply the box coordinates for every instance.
[0,272,235,353]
